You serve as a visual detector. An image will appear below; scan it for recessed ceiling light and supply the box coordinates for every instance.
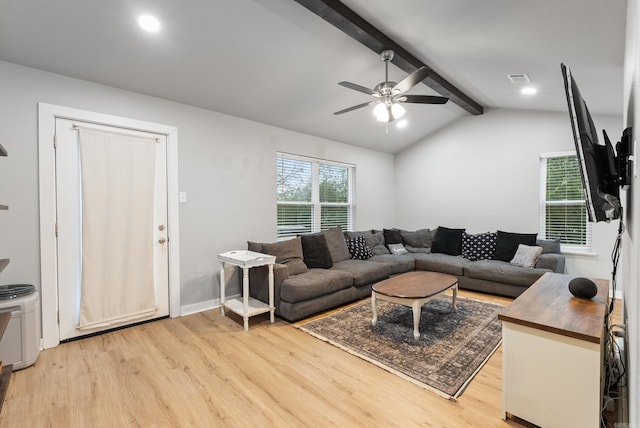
[521,86,538,95]
[138,15,161,32]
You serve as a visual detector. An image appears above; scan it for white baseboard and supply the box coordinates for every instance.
[180,293,240,316]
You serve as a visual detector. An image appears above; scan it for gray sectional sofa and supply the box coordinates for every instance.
[247,227,565,322]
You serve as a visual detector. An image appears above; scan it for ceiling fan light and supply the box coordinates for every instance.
[391,103,406,119]
[373,103,389,122]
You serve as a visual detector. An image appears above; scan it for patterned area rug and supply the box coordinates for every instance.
[297,295,503,400]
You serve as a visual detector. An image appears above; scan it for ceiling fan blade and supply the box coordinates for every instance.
[400,95,449,104]
[333,101,376,115]
[338,81,376,95]
[392,67,430,94]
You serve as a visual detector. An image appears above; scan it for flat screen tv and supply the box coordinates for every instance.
[561,63,621,222]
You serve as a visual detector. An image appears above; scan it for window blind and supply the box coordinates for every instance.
[540,153,591,248]
[277,153,355,239]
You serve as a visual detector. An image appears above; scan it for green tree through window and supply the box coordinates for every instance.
[540,154,591,248]
[277,154,355,239]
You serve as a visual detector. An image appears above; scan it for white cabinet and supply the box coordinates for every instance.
[498,273,608,428]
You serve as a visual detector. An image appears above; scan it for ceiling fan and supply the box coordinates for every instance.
[334,50,449,123]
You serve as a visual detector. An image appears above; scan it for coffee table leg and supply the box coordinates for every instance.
[452,283,458,313]
[412,300,421,339]
[371,292,378,326]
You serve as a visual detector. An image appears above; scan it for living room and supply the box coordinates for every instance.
[0,0,639,427]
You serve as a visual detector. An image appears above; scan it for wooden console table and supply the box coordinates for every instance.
[498,272,608,428]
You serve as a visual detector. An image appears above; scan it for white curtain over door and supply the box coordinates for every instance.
[77,127,158,330]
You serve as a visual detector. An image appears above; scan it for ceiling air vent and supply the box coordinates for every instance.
[507,73,531,84]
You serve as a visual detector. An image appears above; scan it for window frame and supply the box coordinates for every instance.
[277,152,355,239]
[539,151,592,252]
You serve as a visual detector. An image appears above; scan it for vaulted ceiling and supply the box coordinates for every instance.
[0,0,627,153]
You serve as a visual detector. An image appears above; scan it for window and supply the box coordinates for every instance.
[539,152,591,250]
[277,153,355,239]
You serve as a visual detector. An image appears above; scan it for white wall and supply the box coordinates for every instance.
[623,0,640,424]
[395,108,622,280]
[0,60,395,310]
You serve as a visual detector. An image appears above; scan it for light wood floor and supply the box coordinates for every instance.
[0,290,617,427]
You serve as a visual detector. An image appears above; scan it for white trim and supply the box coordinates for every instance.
[539,151,576,159]
[38,103,181,349]
[180,293,240,317]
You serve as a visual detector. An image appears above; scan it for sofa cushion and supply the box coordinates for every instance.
[260,237,308,275]
[383,228,403,245]
[301,233,333,269]
[535,253,565,273]
[537,238,561,254]
[464,259,550,287]
[462,232,497,261]
[510,244,544,268]
[331,259,391,287]
[493,231,538,262]
[280,269,353,303]
[370,230,390,255]
[323,226,351,263]
[346,236,374,260]
[412,253,467,276]
[247,241,263,253]
[344,230,388,255]
[400,229,432,252]
[369,254,415,275]
[431,226,465,256]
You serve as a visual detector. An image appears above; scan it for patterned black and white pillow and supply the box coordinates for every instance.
[462,232,497,261]
[346,236,374,260]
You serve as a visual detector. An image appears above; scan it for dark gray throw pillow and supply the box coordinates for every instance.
[383,228,403,245]
[300,233,333,269]
[431,226,465,256]
[493,231,538,262]
[400,229,432,249]
[323,226,351,263]
[260,237,309,275]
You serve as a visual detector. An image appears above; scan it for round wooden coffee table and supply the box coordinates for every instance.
[371,271,458,339]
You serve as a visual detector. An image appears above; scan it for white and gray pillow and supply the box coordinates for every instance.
[510,244,544,268]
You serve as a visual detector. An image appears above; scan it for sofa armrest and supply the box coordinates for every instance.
[249,263,289,311]
[536,253,565,273]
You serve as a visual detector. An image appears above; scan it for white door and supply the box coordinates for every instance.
[55,118,169,341]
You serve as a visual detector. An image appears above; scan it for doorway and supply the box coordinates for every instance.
[38,103,181,348]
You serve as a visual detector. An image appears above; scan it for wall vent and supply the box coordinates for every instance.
[507,73,531,84]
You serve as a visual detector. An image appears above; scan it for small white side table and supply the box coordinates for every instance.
[218,250,276,331]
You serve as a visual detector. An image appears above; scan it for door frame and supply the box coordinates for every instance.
[38,103,181,349]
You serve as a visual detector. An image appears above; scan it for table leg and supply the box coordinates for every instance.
[412,300,422,339]
[242,267,249,331]
[268,263,275,323]
[371,291,378,326]
[411,300,422,339]
[220,264,226,316]
[452,283,458,313]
